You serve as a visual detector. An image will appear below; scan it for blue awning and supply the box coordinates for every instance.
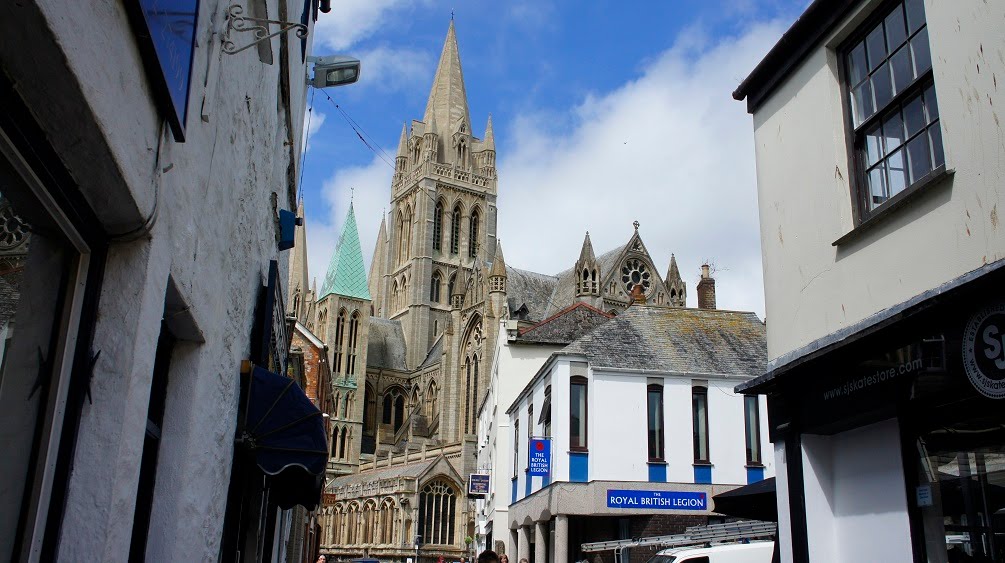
[242,365,328,509]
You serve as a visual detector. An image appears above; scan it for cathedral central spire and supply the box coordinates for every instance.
[423,20,471,135]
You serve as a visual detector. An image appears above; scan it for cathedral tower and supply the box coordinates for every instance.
[316,203,371,468]
[375,20,498,370]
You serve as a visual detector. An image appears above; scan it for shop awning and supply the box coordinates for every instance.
[241,365,328,510]
[711,477,777,522]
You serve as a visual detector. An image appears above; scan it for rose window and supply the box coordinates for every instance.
[621,258,652,294]
[0,201,28,250]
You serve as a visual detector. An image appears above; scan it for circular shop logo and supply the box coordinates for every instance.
[963,303,1005,399]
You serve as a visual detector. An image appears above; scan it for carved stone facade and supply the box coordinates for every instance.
[288,20,698,563]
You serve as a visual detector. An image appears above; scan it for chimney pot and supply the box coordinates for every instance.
[697,266,716,310]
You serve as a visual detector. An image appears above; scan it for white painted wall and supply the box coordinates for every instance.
[476,320,560,551]
[798,420,912,563]
[751,0,1005,364]
[0,0,316,559]
[510,358,773,502]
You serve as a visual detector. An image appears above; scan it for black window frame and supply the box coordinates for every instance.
[513,419,520,478]
[647,384,665,462]
[743,395,762,465]
[432,200,443,252]
[840,0,944,225]
[692,386,710,464]
[570,376,589,452]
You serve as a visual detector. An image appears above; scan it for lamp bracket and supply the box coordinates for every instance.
[223,3,308,55]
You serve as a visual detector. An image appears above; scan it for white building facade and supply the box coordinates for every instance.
[505,305,772,563]
[0,0,332,561]
[734,0,1005,561]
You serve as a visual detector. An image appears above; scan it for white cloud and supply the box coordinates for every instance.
[302,109,326,151]
[354,46,434,95]
[305,156,394,290]
[313,0,406,51]
[496,22,787,318]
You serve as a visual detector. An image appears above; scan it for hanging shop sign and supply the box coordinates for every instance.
[607,489,708,511]
[126,0,199,141]
[527,437,551,477]
[468,473,490,496]
[963,302,1005,399]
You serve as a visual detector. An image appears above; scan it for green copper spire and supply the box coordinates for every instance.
[319,203,371,301]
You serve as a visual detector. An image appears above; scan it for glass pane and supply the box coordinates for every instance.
[930,123,945,168]
[873,62,894,108]
[866,124,885,165]
[693,391,708,461]
[883,111,905,154]
[868,163,888,209]
[912,28,932,75]
[852,80,876,126]
[0,182,78,556]
[907,133,933,184]
[905,94,927,136]
[570,382,586,447]
[866,25,888,71]
[885,5,908,51]
[848,42,869,85]
[888,148,909,198]
[925,85,940,121]
[905,0,926,34]
[890,45,914,95]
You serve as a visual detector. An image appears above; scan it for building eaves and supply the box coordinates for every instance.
[732,0,858,114]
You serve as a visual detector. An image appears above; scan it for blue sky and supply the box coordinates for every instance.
[300,0,807,318]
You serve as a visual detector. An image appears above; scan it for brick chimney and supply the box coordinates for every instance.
[697,264,716,310]
[630,284,646,305]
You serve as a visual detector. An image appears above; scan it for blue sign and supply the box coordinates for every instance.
[132,0,199,141]
[528,438,551,477]
[606,489,708,511]
[468,474,490,496]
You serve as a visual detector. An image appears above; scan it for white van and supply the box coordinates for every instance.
[646,540,774,563]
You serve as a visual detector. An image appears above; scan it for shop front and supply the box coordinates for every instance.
[741,263,1005,562]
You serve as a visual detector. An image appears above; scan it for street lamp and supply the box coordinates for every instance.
[307,56,361,88]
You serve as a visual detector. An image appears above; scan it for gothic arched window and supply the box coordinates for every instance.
[430,271,442,303]
[391,280,399,312]
[394,395,405,433]
[318,308,328,341]
[364,384,376,437]
[450,205,461,254]
[338,427,348,459]
[468,208,479,258]
[333,309,347,375]
[418,480,457,545]
[470,355,480,432]
[382,394,393,424]
[347,311,360,375]
[464,357,472,434]
[447,273,456,302]
[426,380,439,419]
[433,200,444,252]
[292,289,301,317]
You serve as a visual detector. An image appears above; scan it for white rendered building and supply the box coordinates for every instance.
[505,302,773,563]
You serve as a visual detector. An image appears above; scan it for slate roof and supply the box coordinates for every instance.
[561,305,767,376]
[320,203,371,301]
[544,244,626,317]
[419,334,444,369]
[366,318,408,371]
[505,266,558,322]
[328,459,435,489]
[517,301,614,345]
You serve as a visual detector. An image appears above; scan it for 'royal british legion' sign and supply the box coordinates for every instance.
[607,490,708,511]
[528,438,551,477]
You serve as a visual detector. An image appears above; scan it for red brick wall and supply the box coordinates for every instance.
[292,331,325,408]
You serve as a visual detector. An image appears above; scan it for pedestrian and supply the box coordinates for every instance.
[477,550,500,563]
[499,554,509,563]
[316,556,326,563]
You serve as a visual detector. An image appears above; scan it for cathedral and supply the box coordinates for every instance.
[288,21,690,562]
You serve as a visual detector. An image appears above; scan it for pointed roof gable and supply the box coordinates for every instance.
[320,204,371,301]
[290,200,310,293]
[489,239,506,277]
[368,215,387,304]
[423,20,471,135]
[666,253,681,281]
[396,123,408,157]
[483,114,495,149]
[577,231,596,264]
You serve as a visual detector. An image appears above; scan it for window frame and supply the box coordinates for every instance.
[513,419,520,478]
[569,376,589,452]
[692,385,710,464]
[647,384,665,462]
[839,0,944,226]
[743,395,762,466]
